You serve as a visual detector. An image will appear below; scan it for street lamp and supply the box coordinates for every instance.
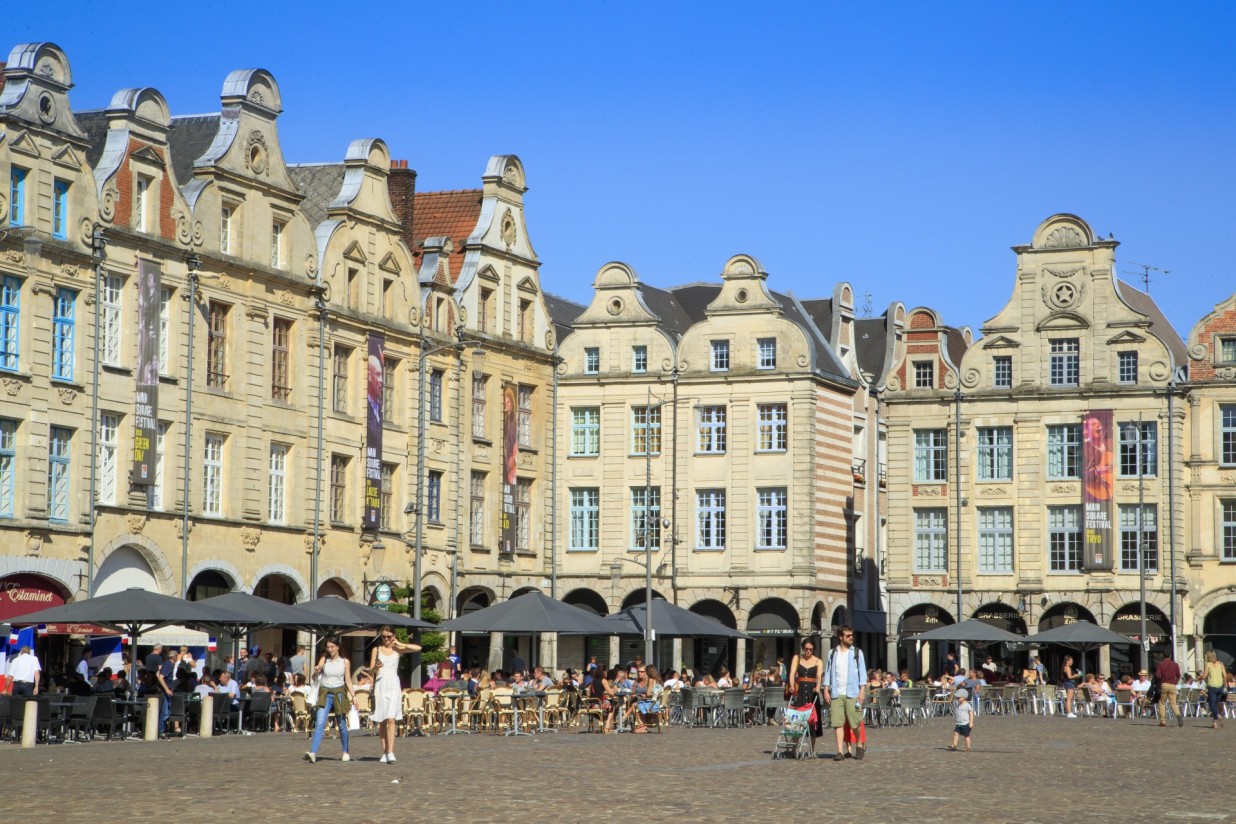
[409,333,483,684]
[181,253,203,598]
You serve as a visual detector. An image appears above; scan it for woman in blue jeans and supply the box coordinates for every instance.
[305,637,355,763]
[1204,651,1227,730]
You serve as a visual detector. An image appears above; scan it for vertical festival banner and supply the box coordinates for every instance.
[363,334,384,530]
[131,260,161,485]
[1082,409,1115,570]
[500,382,517,555]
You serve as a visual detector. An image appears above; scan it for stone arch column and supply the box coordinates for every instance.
[247,564,308,602]
[94,532,175,595]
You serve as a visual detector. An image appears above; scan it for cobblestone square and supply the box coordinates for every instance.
[2,714,1229,822]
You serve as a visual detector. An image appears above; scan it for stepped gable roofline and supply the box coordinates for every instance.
[1113,279,1187,370]
[0,42,86,140]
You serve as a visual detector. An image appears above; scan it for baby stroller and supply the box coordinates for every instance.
[771,703,817,759]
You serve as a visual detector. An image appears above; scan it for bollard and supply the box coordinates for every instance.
[20,699,37,748]
[144,696,160,741]
[200,694,213,738]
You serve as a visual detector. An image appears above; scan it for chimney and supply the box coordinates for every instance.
[388,158,417,255]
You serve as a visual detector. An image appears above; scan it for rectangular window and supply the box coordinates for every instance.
[632,346,647,373]
[270,221,284,268]
[631,405,662,456]
[756,487,788,549]
[977,507,1014,573]
[98,412,119,505]
[0,275,19,371]
[913,429,947,482]
[1048,505,1083,572]
[976,426,1013,481]
[1223,501,1236,562]
[570,407,600,456]
[469,471,486,547]
[52,288,76,381]
[913,508,948,572]
[382,358,398,423]
[517,385,533,448]
[710,340,729,371]
[1221,338,1236,364]
[570,487,599,551]
[206,302,229,389]
[100,275,123,366]
[427,470,442,524]
[158,286,171,374]
[1119,504,1158,572]
[695,489,727,550]
[148,422,167,511]
[1049,338,1080,387]
[1047,424,1082,480]
[584,347,600,374]
[697,406,727,454]
[429,369,443,422]
[271,317,292,402]
[379,462,395,530]
[757,338,777,370]
[1117,351,1138,384]
[268,443,288,524]
[0,419,15,518]
[52,179,69,239]
[48,427,71,523]
[332,345,350,414]
[134,176,150,231]
[471,374,487,439]
[516,478,532,552]
[382,278,394,319]
[756,403,788,452]
[1118,421,1157,477]
[478,288,492,333]
[203,433,224,516]
[219,206,232,255]
[8,167,26,226]
[518,299,532,343]
[993,356,1012,389]
[1220,405,1236,466]
[914,361,934,388]
[631,486,661,551]
[346,268,359,310]
[329,454,348,523]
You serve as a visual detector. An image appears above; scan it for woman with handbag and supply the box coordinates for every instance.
[787,638,824,741]
[305,637,355,764]
[1203,650,1228,729]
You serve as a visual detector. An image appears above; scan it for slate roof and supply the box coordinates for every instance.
[645,284,700,337]
[74,109,110,169]
[854,316,890,381]
[800,298,835,340]
[945,327,969,368]
[1116,280,1188,367]
[408,189,483,283]
[288,163,345,229]
[543,292,587,343]
[167,114,221,186]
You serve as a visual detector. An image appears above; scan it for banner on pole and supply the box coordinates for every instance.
[363,333,385,530]
[1082,409,1115,571]
[500,382,517,555]
[131,259,161,485]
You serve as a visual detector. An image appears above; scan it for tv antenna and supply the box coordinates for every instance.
[1124,261,1171,294]
[860,291,873,318]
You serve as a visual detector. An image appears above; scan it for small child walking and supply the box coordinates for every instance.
[949,688,974,752]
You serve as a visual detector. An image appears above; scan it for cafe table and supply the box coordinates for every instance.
[505,691,545,737]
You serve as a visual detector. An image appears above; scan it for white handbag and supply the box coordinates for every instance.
[305,674,321,707]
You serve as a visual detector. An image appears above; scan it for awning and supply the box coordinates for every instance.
[851,610,887,636]
[747,612,796,636]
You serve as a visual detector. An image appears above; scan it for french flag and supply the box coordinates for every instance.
[36,624,48,638]
[7,629,17,647]
[207,637,218,652]
[120,636,130,646]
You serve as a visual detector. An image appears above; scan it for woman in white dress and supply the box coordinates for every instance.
[369,625,420,764]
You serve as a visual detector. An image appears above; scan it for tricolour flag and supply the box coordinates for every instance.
[7,630,17,647]
[207,637,218,652]
[36,624,48,637]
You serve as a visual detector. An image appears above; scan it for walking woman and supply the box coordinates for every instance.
[1061,655,1079,718]
[306,636,355,764]
[1204,650,1228,729]
[370,625,420,764]
[788,638,824,743]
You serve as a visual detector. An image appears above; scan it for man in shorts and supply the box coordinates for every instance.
[822,625,867,762]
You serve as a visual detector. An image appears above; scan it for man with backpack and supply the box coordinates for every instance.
[822,625,867,762]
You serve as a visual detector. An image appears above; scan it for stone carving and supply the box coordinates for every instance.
[1221,472,1236,486]
[913,485,945,497]
[174,518,194,539]
[502,162,520,185]
[545,329,556,350]
[430,438,446,453]
[887,374,901,391]
[57,386,77,404]
[245,131,268,175]
[60,264,79,280]
[1045,266,1084,279]
[501,208,516,247]
[943,371,958,390]
[1050,484,1078,494]
[24,530,44,555]
[1043,279,1085,310]
[245,303,268,322]
[79,218,95,246]
[278,289,294,306]
[1044,226,1085,248]
[126,514,147,534]
[303,533,325,554]
[408,307,420,328]
[240,527,261,551]
[518,451,534,467]
[796,354,809,368]
[961,368,982,389]
[1148,361,1170,381]
[192,221,204,246]
[37,93,56,124]
[474,445,489,460]
[217,274,232,290]
[1,378,20,396]
[5,250,23,264]
[1188,341,1208,361]
[979,487,1008,496]
[249,88,265,106]
[99,187,117,222]
[174,208,192,245]
[0,193,7,222]
[607,297,624,316]
[1121,482,1152,494]
[305,253,317,278]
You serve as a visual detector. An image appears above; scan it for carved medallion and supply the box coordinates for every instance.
[500,208,517,247]
[607,297,624,315]
[305,253,317,278]
[1,378,21,396]
[126,514,147,535]
[1043,279,1086,310]
[278,289,295,306]
[99,188,117,222]
[57,386,77,404]
[246,131,268,175]
[1044,226,1085,248]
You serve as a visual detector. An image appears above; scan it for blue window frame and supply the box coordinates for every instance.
[53,288,76,381]
[48,426,71,523]
[0,276,18,371]
[9,168,26,226]
[52,179,69,239]
[0,418,14,518]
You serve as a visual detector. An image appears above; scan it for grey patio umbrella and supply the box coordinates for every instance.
[606,598,748,639]
[440,591,616,635]
[904,618,1025,645]
[296,595,437,630]
[1025,620,1136,673]
[194,591,350,632]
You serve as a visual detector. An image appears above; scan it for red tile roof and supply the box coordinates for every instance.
[411,189,482,283]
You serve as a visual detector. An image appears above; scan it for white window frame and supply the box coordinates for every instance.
[48,427,71,523]
[710,340,730,372]
[0,418,15,518]
[1047,424,1082,480]
[756,403,787,452]
[270,220,284,269]
[757,337,777,370]
[570,407,600,456]
[1119,504,1158,572]
[756,487,787,550]
[1219,405,1235,466]
[976,426,1013,482]
[203,433,224,516]
[1117,351,1138,384]
[268,443,288,524]
[584,347,600,375]
[695,489,727,551]
[517,385,533,448]
[1222,500,1236,562]
[158,286,172,375]
[913,429,947,482]
[977,507,1013,573]
[98,412,119,505]
[913,361,934,389]
[1049,338,1080,387]
[632,345,647,373]
[913,508,948,573]
[631,405,661,456]
[993,355,1012,389]
[220,205,233,255]
[569,487,599,552]
[1118,421,1157,478]
[697,406,727,454]
[148,422,167,511]
[472,374,487,439]
[469,471,486,547]
[1048,505,1083,572]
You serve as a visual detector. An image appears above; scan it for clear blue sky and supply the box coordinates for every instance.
[11,2,1235,337]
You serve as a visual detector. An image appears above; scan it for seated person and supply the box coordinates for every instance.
[112,673,132,698]
[898,670,914,688]
[173,670,196,693]
[250,674,271,694]
[288,672,310,696]
[92,668,116,695]
[765,668,783,687]
[529,667,555,691]
[193,674,215,699]
[715,667,733,688]
[353,670,374,692]
[215,671,241,706]
[67,673,94,697]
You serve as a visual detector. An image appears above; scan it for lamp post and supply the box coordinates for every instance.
[411,332,483,684]
[86,225,106,597]
[181,253,202,598]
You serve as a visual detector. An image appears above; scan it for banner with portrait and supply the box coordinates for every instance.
[500,382,517,555]
[1082,409,1115,571]
[363,333,384,530]
[130,259,161,485]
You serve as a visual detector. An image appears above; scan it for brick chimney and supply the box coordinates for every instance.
[387,158,417,255]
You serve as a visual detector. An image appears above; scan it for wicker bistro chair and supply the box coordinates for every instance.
[351,690,373,732]
[466,689,494,732]
[400,689,431,736]
[490,687,516,732]
[541,688,565,729]
[289,693,313,737]
[578,695,605,733]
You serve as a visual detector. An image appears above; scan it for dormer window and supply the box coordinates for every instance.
[1117,351,1138,385]
[584,347,600,375]
[757,338,777,370]
[993,356,1012,389]
[220,205,234,254]
[913,361,934,389]
[270,221,285,269]
[1220,337,1236,364]
[632,346,647,374]
[135,175,152,232]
